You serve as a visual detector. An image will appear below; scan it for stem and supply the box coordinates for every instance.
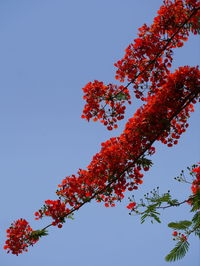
[157,198,194,210]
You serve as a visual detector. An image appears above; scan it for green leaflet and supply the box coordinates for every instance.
[190,191,200,212]
[192,212,200,238]
[192,212,200,226]
[168,220,192,230]
[136,156,153,168]
[115,92,128,101]
[29,229,48,240]
[194,229,200,238]
[140,206,161,224]
[67,214,75,220]
[165,240,189,262]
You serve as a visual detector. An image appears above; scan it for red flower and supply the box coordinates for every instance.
[126,202,136,210]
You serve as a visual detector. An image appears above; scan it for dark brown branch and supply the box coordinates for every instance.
[40,8,200,232]
[157,198,193,210]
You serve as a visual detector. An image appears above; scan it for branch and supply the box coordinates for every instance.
[41,86,200,232]
[157,198,194,210]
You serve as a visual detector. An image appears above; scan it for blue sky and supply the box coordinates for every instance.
[0,0,199,265]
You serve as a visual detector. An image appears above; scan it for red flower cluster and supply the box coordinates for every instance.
[82,81,131,130]
[172,230,187,241]
[115,0,200,97]
[35,200,70,227]
[81,1,200,130]
[54,66,200,214]
[4,219,38,255]
[191,164,200,195]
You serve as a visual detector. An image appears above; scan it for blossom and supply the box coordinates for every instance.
[35,200,70,227]
[82,0,200,128]
[191,165,200,195]
[57,66,200,210]
[4,219,38,255]
[126,202,136,209]
[82,81,131,130]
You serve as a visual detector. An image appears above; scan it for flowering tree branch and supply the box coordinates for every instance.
[4,0,200,259]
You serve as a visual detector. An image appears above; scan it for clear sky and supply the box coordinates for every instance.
[0,0,199,265]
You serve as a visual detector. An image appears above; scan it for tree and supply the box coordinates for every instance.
[4,0,200,262]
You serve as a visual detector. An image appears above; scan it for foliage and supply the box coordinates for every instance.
[129,165,200,261]
[168,220,192,230]
[165,240,190,262]
[29,230,48,241]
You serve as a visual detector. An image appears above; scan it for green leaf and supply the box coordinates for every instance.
[159,193,171,202]
[137,157,153,168]
[192,212,200,238]
[67,214,75,220]
[141,214,148,224]
[168,199,179,206]
[190,191,200,211]
[194,229,200,238]
[151,213,161,223]
[168,220,192,230]
[192,212,200,226]
[29,229,48,240]
[115,92,128,101]
[165,240,189,262]
[140,210,161,224]
[146,204,157,212]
